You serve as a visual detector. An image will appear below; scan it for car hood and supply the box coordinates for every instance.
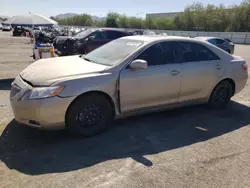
[20,55,108,86]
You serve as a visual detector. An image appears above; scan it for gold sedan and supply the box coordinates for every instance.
[10,36,248,136]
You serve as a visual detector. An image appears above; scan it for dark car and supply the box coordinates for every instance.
[53,28,133,56]
[195,36,235,54]
[13,26,24,36]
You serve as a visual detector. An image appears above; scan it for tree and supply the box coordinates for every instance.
[52,0,250,32]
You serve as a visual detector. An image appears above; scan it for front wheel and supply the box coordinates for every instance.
[208,80,233,109]
[66,94,114,137]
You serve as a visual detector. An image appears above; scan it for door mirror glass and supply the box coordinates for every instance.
[86,35,94,41]
[130,59,148,69]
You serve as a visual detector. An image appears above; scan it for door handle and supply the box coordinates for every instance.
[216,64,222,70]
[170,70,180,76]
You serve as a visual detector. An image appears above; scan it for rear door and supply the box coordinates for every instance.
[177,41,224,103]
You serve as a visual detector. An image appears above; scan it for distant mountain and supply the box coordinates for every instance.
[91,16,106,21]
[54,13,106,21]
[0,16,9,22]
[0,15,9,19]
[55,13,78,19]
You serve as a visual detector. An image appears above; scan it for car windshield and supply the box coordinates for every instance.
[82,38,145,66]
[74,29,95,38]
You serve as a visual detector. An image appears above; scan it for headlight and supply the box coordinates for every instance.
[21,86,64,100]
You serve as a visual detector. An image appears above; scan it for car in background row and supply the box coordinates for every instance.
[195,36,235,54]
[0,23,2,30]
[53,28,133,56]
[2,24,12,31]
[10,36,248,136]
[13,26,24,36]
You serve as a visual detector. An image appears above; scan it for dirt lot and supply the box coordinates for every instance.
[1,31,250,188]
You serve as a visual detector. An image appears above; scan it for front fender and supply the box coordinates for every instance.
[55,72,118,99]
[55,72,120,115]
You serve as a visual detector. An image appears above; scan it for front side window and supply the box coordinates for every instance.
[89,31,106,40]
[178,42,220,62]
[137,43,165,66]
[136,42,176,66]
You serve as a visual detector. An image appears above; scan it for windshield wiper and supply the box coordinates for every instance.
[83,57,91,62]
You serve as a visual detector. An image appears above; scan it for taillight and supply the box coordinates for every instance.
[242,63,248,71]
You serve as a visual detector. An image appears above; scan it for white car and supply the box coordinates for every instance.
[2,25,12,31]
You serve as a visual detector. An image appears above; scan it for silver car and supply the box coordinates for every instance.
[10,36,248,136]
[195,36,235,54]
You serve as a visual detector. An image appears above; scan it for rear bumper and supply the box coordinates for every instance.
[234,73,248,95]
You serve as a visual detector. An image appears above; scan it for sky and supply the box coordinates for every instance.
[0,0,241,18]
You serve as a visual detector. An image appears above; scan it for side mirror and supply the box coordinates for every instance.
[86,35,94,41]
[129,59,148,70]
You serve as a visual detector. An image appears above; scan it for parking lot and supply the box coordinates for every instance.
[1,31,250,188]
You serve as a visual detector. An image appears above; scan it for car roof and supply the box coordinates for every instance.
[195,36,222,41]
[122,35,208,43]
[86,28,128,33]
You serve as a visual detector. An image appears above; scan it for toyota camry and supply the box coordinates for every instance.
[10,36,248,136]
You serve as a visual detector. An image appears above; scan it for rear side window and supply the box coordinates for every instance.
[90,31,106,40]
[208,39,216,45]
[216,39,226,44]
[178,42,220,62]
[105,31,126,40]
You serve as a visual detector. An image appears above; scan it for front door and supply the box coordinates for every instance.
[119,42,182,113]
[177,41,224,102]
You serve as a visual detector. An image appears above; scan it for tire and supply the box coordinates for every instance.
[208,80,233,109]
[66,94,114,137]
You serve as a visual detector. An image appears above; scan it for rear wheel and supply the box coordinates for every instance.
[66,94,113,137]
[208,80,233,109]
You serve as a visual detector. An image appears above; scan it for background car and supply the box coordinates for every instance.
[195,36,235,54]
[53,28,133,56]
[0,23,2,30]
[13,26,24,36]
[2,24,12,31]
[10,36,248,136]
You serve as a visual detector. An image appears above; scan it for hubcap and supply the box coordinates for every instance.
[76,105,103,128]
[214,86,228,104]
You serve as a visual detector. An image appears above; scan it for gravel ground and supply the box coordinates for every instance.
[0,31,250,188]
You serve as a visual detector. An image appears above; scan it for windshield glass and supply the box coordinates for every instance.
[83,38,145,66]
[74,29,95,38]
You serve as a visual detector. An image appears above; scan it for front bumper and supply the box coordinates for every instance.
[10,76,75,130]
